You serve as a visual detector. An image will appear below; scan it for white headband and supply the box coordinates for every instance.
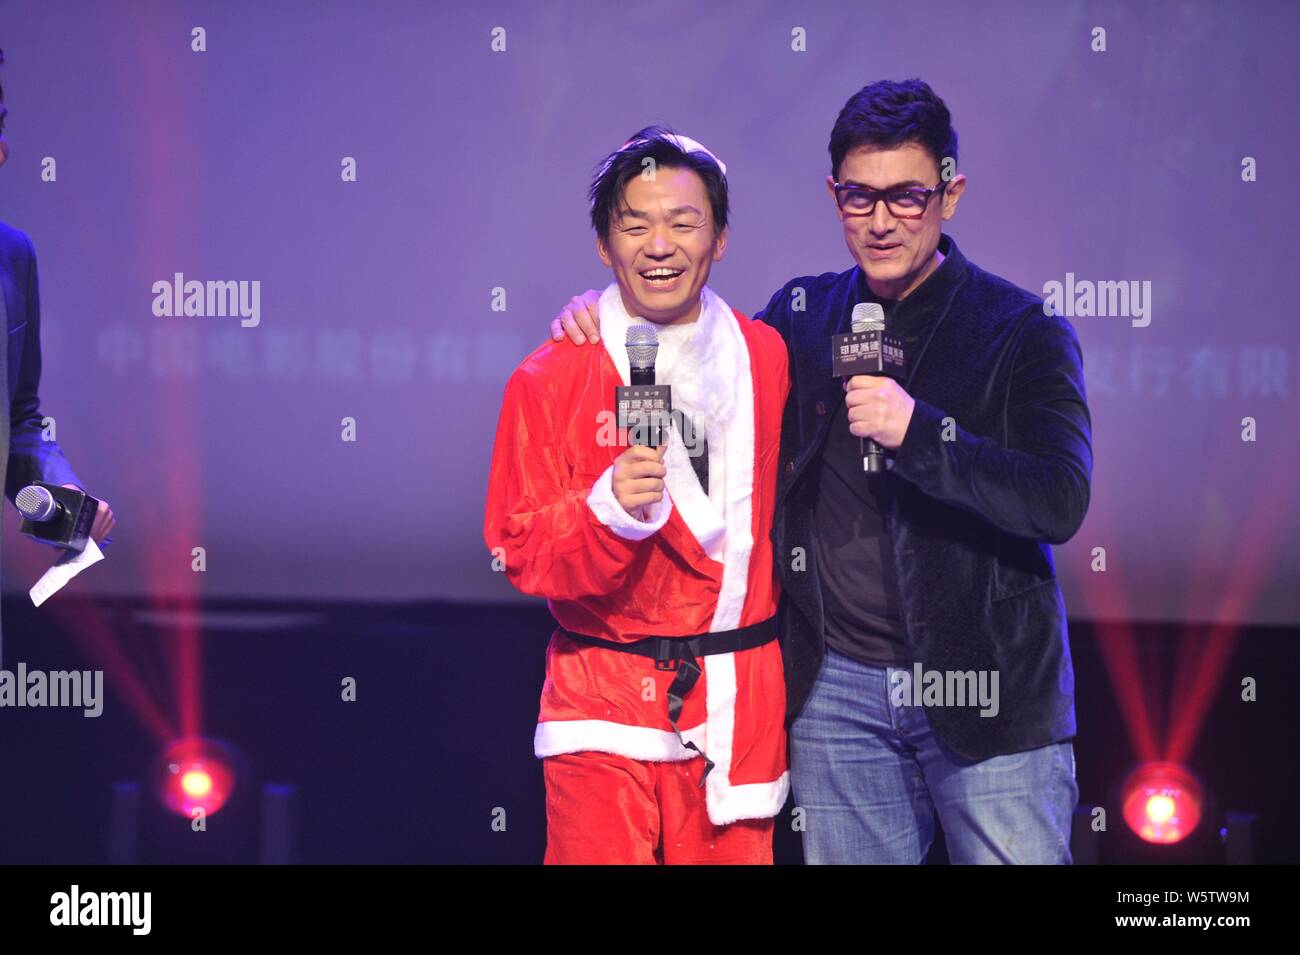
[600,132,728,178]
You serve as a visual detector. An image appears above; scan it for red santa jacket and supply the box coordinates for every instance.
[483,285,790,825]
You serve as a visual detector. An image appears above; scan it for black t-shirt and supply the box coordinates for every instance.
[812,361,912,667]
[809,252,964,667]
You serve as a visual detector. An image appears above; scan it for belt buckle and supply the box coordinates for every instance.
[653,637,680,672]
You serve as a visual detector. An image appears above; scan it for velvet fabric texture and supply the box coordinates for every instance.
[757,234,1092,761]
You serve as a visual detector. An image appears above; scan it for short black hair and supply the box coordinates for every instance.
[828,79,958,181]
[588,125,729,242]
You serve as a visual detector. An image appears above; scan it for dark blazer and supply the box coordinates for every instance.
[757,234,1092,761]
[0,221,83,657]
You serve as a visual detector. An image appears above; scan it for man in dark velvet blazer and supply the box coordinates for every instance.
[1,48,115,661]
[550,80,1091,864]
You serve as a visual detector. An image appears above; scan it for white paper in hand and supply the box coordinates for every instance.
[30,538,105,607]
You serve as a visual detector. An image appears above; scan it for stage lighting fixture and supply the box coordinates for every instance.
[1120,761,1204,845]
[150,736,238,818]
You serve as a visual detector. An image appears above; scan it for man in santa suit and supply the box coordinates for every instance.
[484,127,790,864]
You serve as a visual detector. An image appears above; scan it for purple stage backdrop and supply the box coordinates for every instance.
[0,0,1294,624]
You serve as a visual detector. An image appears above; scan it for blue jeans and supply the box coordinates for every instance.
[790,648,1077,864]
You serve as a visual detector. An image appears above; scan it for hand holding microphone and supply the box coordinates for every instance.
[613,323,672,518]
[844,375,916,458]
[61,484,115,543]
[833,303,914,471]
[19,482,114,608]
[16,482,115,552]
[612,444,667,517]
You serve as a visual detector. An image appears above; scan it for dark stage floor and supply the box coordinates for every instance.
[0,595,1293,864]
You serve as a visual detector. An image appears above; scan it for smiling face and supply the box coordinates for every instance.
[828,142,965,301]
[597,165,728,326]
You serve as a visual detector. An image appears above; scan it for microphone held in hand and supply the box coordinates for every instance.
[618,324,672,447]
[830,302,907,473]
[851,304,888,472]
[626,323,658,386]
[16,482,100,553]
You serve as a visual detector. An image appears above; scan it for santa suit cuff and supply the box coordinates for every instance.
[586,464,673,540]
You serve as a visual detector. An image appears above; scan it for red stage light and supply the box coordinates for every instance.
[1121,761,1204,845]
[181,770,213,798]
[151,737,237,818]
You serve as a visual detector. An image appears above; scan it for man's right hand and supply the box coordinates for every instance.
[550,289,603,344]
[612,444,667,516]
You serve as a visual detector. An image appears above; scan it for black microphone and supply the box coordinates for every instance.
[851,304,888,472]
[829,302,907,473]
[619,324,672,448]
[16,482,100,553]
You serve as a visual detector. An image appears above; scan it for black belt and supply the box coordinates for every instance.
[556,616,777,785]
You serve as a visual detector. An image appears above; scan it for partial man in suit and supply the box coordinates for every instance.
[0,47,115,659]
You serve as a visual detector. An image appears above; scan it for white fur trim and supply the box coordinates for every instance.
[662,425,726,560]
[700,652,789,825]
[596,284,750,569]
[533,716,787,823]
[706,300,755,637]
[695,295,761,823]
[585,463,672,540]
[707,772,791,825]
[535,719,699,762]
[593,284,773,823]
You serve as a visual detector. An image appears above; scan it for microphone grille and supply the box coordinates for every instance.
[16,484,57,522]
[850,302,886,333]
[625,323,659,368]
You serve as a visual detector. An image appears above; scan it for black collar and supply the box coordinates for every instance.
[847,233,968,341]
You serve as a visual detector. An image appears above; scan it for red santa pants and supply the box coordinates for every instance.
[542,750,774,865]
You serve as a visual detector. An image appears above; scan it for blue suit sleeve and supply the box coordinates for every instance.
[6,232,84,503]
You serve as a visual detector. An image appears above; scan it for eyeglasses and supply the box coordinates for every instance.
[832,180,946,220]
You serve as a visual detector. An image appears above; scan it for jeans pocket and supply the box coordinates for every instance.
[971,748,1033,773]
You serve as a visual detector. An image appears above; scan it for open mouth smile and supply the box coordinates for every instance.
[639,267,686,289]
